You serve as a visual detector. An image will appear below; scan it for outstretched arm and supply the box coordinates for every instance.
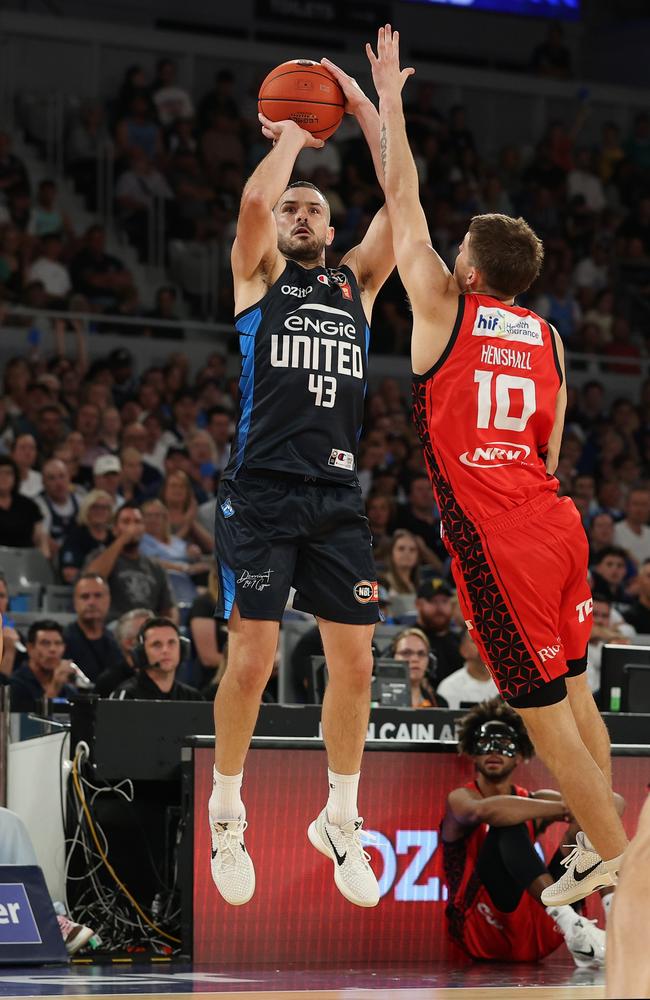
[368,25,460,371]
[320,58,394,306]
[232,119,323,282]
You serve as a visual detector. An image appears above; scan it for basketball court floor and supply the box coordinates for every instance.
[0,960,605,1000]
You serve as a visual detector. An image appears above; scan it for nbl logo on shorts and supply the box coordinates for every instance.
[353,580,378,604]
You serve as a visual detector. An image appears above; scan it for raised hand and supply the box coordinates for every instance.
[258,112,324,149]
[366,24,415,99]
[320,58,369,115]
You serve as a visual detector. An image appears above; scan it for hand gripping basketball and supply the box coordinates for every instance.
[258,58,345,141]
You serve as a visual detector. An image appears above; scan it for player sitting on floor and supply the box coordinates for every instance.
[440,698,623,967]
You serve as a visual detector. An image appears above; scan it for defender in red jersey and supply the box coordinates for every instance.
[368,24,627,906]
[442,700,610,967]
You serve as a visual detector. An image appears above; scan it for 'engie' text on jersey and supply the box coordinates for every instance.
[480,344,532,370]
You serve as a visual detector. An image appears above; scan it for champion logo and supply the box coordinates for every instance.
[317,274,330,285]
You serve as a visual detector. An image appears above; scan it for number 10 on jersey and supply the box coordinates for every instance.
[309,374,337,408]
[474,370,536,432]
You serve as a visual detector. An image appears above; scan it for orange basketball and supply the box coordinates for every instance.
[258,59,345,141]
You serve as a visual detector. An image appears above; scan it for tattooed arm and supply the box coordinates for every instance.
[368,25,460,372]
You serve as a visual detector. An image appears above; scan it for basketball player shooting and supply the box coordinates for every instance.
[208,60,395,908]
[368,25,627,908]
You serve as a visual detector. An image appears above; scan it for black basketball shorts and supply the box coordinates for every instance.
[214,474,381,624]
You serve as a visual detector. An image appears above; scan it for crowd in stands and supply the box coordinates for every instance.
[0,322,650,710]
[0,43,649,347]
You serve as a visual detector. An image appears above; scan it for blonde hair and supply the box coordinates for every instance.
[392,627,431,656]
[77,489,114,526]
[386,529,420,594]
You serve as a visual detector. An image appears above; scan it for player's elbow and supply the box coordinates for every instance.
[240,188,272,218]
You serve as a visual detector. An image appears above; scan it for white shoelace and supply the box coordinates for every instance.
[559,843,597,872]
[214,820,248,870]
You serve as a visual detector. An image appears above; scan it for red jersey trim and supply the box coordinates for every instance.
[412,296,466,382]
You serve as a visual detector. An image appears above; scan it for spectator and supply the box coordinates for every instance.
[145,285,185,340]
[0,455,47,553]
[34,404,67,462]
[567,148,606,214]
[59,489,114,585]
[66,102,109,208]
[114,149,173,257]
[92,454,123,507]
[119,445,160,504]
[11,433,42,498]
[170,388,199,442]
[36,458,83,556]
[0,131,29,201]
[0,224,24,301]
[366,494,394,562]
[2,356,31,420]
[151,57,194,128]
[115,94,163,163]
[587,593,635,696]
[623,559,650,635]
[70,225,133,312]
[613,488,650,566]
[84,503,177,622]
[63,574,125,683]
[159,468,213,551]
[590,546,633,607]
[94,606,153,698]
[140,497,210,603]
[382,530,421,617]
[435,628,499,709]
[588,511,616,563]
[391,627,440,708]
[205,406,232,473]
[197,69,239,131]
[0,571,25,678]
[111,616,203,701]
[186,429,218,501]
[99,407,122,455]
[394,474,445,570]
[27,180,71,238]
[26,232,71,305]
[9,620,79,712]
[187,569,226,689]
[414,578,464,682]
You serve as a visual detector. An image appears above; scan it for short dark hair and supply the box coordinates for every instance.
[592,591,612,606]
[283,180,330,219]
[468,213,544,297]
[594,545,627,564]
[27,619,64,644]
[138,616,180,643]
[457,697,535,760]
[0,455,19,497]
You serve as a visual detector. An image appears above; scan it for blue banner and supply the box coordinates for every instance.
[401,0,580,19]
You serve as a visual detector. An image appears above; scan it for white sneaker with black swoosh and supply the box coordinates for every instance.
[559,913,606,968]
[209,817,255,906]
[307,809,380,908]
[540,832,622,906]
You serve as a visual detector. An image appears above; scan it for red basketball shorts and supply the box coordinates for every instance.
[448,493,592,704]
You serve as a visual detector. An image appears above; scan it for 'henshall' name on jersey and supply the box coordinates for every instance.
[480,344,532,370]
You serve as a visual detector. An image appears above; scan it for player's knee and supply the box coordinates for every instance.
[328,654,373,693]
[224,654,273,694]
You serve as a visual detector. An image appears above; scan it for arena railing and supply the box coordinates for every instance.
[0,309,647,393]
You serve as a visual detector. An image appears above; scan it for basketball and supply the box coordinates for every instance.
[258,59,345,140]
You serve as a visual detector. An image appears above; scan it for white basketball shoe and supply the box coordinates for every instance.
[540,832,621,906]
[308,808,380,908]
[209,817,256,906]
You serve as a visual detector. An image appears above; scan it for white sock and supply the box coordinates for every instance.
[546,903,578,934]
[326,769,360,827]
[209,767,245,823]
[601,892,614,922]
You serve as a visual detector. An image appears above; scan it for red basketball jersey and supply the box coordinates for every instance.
[413,294,562,524]
[442,782,562,962]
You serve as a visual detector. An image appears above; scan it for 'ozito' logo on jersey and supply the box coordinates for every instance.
[281,284,312,298]
[220,497,235,518]
[353,580,378,604]
[472,307,543,346]
[459,441,531,468]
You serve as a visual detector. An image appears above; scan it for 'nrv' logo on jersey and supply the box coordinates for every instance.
[472,307,543,346]
[459,441,531,468]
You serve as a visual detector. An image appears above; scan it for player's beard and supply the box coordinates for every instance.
[475,758,517,783]
[278,231,326,264]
